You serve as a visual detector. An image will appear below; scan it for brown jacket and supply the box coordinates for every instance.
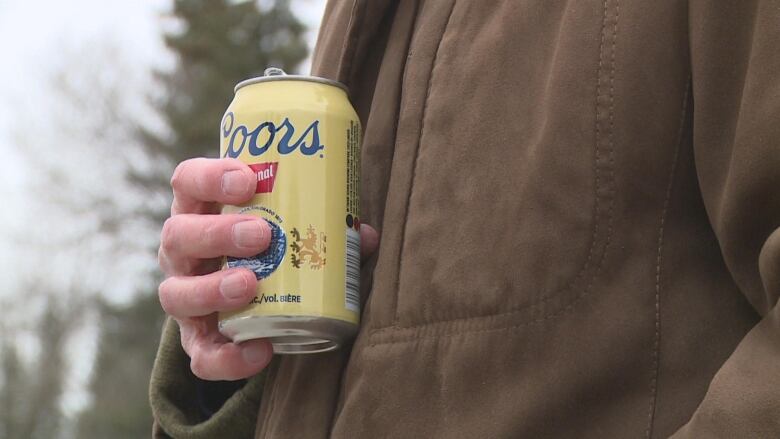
[150,1,780,437]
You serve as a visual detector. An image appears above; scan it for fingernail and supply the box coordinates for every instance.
[242,343,269,365]
[222,170,249,196]
[232,220,265,248]
[220,272,248,300]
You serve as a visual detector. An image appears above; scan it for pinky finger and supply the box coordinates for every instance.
[188,337,273,381]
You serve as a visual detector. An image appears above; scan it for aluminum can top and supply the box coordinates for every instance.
[234,67,348,94]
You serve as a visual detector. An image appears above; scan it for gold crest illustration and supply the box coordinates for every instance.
[290,225,327,269]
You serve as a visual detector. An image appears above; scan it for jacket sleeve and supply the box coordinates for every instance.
[149,318,266,439]
[672,1,780,436]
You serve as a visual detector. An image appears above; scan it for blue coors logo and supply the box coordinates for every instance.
[222,111,324,158]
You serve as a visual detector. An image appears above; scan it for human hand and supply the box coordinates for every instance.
[157,158,379,381]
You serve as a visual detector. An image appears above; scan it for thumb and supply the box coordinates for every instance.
[359,224,379,258]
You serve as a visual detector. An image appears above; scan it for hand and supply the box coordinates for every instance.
[157,157,379,381]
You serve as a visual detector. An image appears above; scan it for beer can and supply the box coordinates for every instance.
[218,68,361,354]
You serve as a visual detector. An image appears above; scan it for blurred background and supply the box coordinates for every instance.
[0,0,325,437]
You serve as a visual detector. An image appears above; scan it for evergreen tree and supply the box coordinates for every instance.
[135,0,308,189]
[20,304,70,439]
[75,296,166,439]
[0,341,25,439]
[0,298,76,439]
[76,1,308,436]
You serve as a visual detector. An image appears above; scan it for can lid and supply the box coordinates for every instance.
[234,67,349,93]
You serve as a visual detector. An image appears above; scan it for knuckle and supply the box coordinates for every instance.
[160,217,180,254]
[170,161,189,191]
[190,279,217,312]
[178,321,196,351]
[189,354,209,380]
[157,246,167,270]
[202,217,224,249]
[157,279,177,315]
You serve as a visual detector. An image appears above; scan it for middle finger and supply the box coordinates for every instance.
[160,214,271,268]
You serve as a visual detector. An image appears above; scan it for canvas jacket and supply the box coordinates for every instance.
[150,1,780,437]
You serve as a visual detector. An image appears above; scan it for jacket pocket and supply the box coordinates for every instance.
[377,0,619,328]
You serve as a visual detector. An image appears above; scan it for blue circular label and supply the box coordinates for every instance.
[227,220,286,280]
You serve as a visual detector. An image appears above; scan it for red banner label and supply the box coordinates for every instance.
[248,162,279,193]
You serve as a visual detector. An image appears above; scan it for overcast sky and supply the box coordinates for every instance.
[0,0,327,301]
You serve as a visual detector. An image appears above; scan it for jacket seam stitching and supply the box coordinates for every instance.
[336,0,366,84]
[377,0,422,326]
[392,0,458,324]
[645,76,692,439]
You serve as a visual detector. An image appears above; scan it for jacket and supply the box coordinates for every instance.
[150,1,780,437]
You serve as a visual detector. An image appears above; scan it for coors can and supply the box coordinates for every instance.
[218,68,361,354]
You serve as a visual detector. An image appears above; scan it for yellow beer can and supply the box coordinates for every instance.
[218,68,361,354]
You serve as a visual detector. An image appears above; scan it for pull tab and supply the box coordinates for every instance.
[264,67,287,77]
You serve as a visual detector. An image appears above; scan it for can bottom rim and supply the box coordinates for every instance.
[269,336,339,354]
[219,315,357,355]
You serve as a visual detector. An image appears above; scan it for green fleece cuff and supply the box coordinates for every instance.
[149,318,265,439]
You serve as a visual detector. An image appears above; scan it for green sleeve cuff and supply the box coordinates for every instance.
[149,318,265,439]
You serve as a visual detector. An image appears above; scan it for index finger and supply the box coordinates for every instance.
[171,158,256,215]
